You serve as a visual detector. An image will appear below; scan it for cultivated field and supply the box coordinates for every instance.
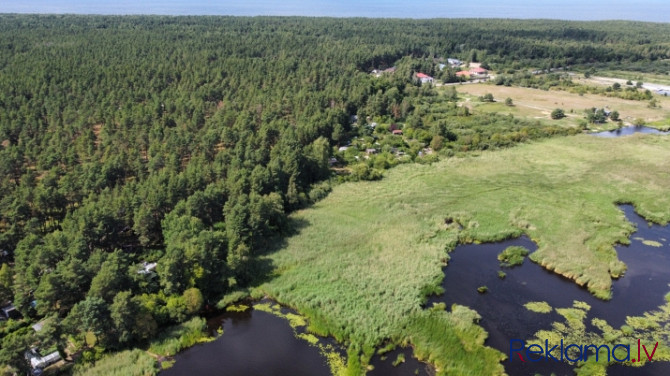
[259,134,670,375]
[455,84,670,128]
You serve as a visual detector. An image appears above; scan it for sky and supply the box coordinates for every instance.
[1,1,669,22]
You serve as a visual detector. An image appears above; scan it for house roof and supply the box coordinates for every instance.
[470,67,488,73]
[392,129,403,134]
[456,71,470,76]
[416,73,432,79]
[32,321,45,332]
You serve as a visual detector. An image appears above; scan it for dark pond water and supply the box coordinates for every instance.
[429,205,670,375]
[160,307,332,376]
[162,303,434,375]
[368,347,432,376]
[592,126,670,138]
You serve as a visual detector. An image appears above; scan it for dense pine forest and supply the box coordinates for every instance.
[1,14,670,373]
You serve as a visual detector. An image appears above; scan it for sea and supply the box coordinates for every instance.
[1,0,669,23]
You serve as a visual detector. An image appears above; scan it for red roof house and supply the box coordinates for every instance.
[416,72,434,84]
[470,67,488,75]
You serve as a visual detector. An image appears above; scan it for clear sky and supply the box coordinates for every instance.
[1,1,669,22]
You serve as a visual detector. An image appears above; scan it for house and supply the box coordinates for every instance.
[447,58,462,67]
[416,73,434,84]
[469,67,488,77]
[392,129,403,135]
[456,67,488,80]
[32,320,46,332]
[25,348,61,371]
[1,303,20,320]
[137,261,157,275]
[365,148,377,155]
[338,146,349,152]
[438,63,447,71]
[372,67,396,77]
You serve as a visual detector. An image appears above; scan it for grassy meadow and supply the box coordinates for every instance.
[593,70,670,87]
[455,84,670,129]
[258,134,670,375]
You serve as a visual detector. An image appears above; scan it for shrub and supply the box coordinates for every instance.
[610,110,620,121]
[479,93,495,102]
[551,108,565,120]
[182,288,204,315]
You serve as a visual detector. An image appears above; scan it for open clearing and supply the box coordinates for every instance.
[455,84,670,127]
[590,70,670,87]
[260,134,670,375]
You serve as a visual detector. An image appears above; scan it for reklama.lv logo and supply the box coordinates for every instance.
[510,339,658,363]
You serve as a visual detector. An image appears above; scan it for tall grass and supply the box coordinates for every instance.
[148,317,212,357]
[259,134,670,374]
[73,349,156,376]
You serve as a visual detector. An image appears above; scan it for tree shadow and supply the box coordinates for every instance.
[246,216,311,288]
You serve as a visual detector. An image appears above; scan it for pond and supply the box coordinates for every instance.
[160,306,333,376]
[162,302,435,376]
[591,126,669,138]
[429,205,670,375]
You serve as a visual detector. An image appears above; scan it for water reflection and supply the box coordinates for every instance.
[430,205,670,375]
[161,307,332,376]
[591,126,669,138]
[368,347,432,376]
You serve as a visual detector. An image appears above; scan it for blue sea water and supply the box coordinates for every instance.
[1,0,669,22]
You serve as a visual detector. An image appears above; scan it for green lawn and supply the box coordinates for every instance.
[258,134,670,375]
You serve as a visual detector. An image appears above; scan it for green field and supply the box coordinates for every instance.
[258,134,670,375]
[596,70,670,87]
